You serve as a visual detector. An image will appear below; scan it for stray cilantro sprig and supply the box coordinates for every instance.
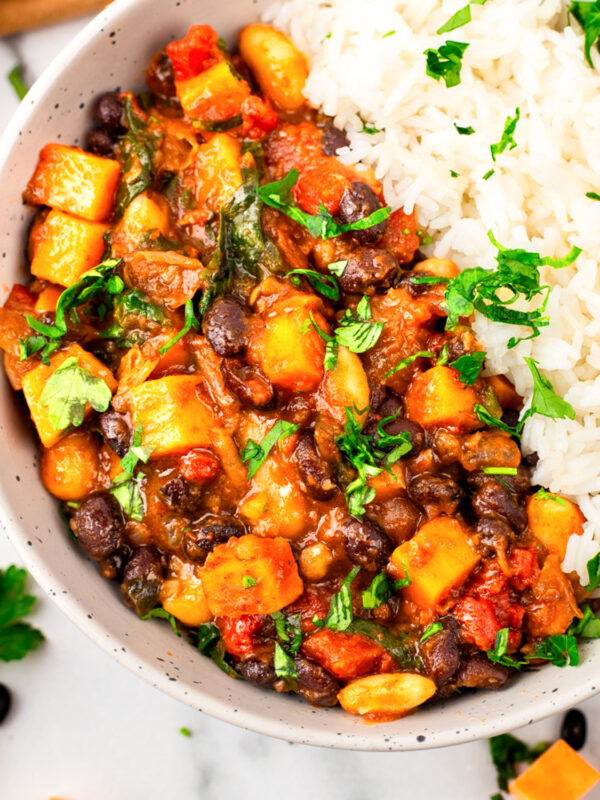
[586,191,600,201]
[487,628,526,669]
[7,65,28,101]
[529,634,579,667]
[111,421,154,522]
[0,565,44,662]
[241,420,300,479]
[384,350,435,380]
[40,357,112,432]
[424,40,469,88]
[489,734,548,792]
[490,108,520,161]
[569,1,600,68]
[257,169,391,240]
[534,488,566,506]
[197,623,241,679]
[159,297,200,355]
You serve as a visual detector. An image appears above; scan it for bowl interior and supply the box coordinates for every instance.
[0,0,598,750]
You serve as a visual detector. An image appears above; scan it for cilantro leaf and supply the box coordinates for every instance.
[111,475,145,522]
[313,566,360,631]
[19,334,61,366]
[529,633,579,667]
[489,734,548,791]
[524,357,576,421]
[586,191,600,200]
[115,96,160,217]
[270,611,302,652]
[361,572,392,609]
[534,487,567,506]
[584,552,600,592]
[7,64,28,100]
[420,622,443,642]
[569,604,600,638]
[384,350,434,380]
[141,607,181,636]
[449,350,486,386]
[274,642,298,680]
[490,107,520,161]
[437,4,472,34]
[569,1,600,68]
[454,122,475,135]
[242,575,257,588]
[286,269,339,300]
[241,419,300,479]
[40,356,112,431]
[197,623,221,652]
[257,169,391,240]
[159,297,200,355]
[328,260,348,277]
[334,296,384,354]
[346,617,416,668]
[474,403,521,437]
[487,627,526,669]
[0,566,44,662]
[424,40,469,88]
[408,275,450,286]
[393,566,412,590]
[361,124,381,134]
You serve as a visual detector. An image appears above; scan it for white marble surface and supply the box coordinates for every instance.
[1,13,600,800]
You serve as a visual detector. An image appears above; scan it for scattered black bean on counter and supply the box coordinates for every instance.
[0,683,11,724]
[561,708,587,751]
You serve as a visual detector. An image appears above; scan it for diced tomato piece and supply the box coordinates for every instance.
[380,208,420,264]
[4,284,36,312]
[166,24,224,81]
[301,628,394,679]
[217,614,264,658]
[454,596,500,651]
[467,561,507,599]
[284,590,331,633]
[240,95,279,141]
[293,165,352,215]
[179,448,220,484]
[509,547,540,591]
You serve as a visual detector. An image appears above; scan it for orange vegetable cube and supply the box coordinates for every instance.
[405,365,481,433]
[302,629,390,679]
[30,210,108,287]
[390,516,480,608]
[509,739,600,800]
[160,575,212,627]
[318,345,369,427]
[488,374,523,410]
[111,191,171,255]
[24,144,121,222]
[34,285,62,313]
[527,491,585,560]
[191,133,242,223]
[21,343,117,448]
[200,534,303,616]
[127,376,217,458]
[176,61,250,121]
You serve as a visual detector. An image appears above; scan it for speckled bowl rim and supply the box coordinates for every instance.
[1,0,599,751]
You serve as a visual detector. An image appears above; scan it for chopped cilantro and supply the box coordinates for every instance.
[40,357,112,432]
[196,623,241,678]
[449,350,486,386]
[361,124,382,134]
[361,572,392,609]
[393,565,412,590]
[241,419,300,479]
[270,611,302,652]
[110,422,152,522]
[242,575,257,589]
[328,260,348,277]
[483,169,495,180]
[454,123,475,135]
[487,627,526,668]
[534,487,566,506]
[437,4,472,34]
[569,1,600,68]
[584,552,600,592]
[569,604,600,638]
[424,40,469,88]
[586,191,600,200]
[408,275,450,286]
[490,107,520,161]
[383,30,396,38]
[141,607,181,636]
[180,727,192,737]
[489,734,548,791]
[450,169,460,177]
[159,297,200,355]
[334,296,384,354]
[524,357,576,422]
[313,566,360,631]
[529,633,579,667]
[420,621,443,642]
[384,350,434,380]
[0,566,44,662]
[7,64,28,100]
[273,642,298,680]
[286,268,339,300]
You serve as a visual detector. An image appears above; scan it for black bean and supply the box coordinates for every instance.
[475,516,513,557]
[87,128,115,157]
[202,296,249,357]
[99,546,131,581]
[499,464,532,495]
[99,411,132,457]
[454,652,510,689]
[71,492,124,560]
[502,408,521,429]
[419,617,460,687]
[337,248,398,295]
[121,545,163,617]
[184,514,246,562]
[220,358,274,408]
[321,125,350,156]
[146,51,177,102]
[408,474,463,516]
[376,394,403,419]
[160,474,204,513]
[472,480,528,533]
[295,431,337,500]
[561,709,587,751]
[0,684,11,725]
[342,517,393,572]
[370,416,425,457]
[93,92,123,131]
[338,181,388,243]
[238,657,276,687]
[294,655,340,707]
[524,451,539,469]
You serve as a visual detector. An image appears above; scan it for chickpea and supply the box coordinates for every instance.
[299,542,334,581]
[412,258,459,279]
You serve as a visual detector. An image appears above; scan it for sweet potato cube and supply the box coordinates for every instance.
[127,376,216,458]
[111,191,171,255]
[176,61,250,121]
[509,739,600,800]
[527,492,584,560]
[248,304,326,393]
[192,133,242,222]
[405,365,481,433]
[24,144,121,222]
[30,210,108,287]
[21,343,117,448]
[34,285,62,313]
[302,629,389,679]
[390,516,480,608]
[200,534,303,616]
[160,575,212,627]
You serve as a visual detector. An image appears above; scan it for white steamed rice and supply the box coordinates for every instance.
[263,0,600,581]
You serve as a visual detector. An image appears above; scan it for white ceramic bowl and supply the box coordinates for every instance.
[1,0,598,750]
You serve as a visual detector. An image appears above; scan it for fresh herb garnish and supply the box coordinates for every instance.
[569,1,600,68]
[159,297,200,355]
[424,40,469,88]
[110,422,153,522]
[383,30,396,38]
[196,623,241,678]
[449,350,486,386]
[420,621,443,642]
[384,350,434,380]
[115,96,161,217]
[393,565,412,590]
[241,420,300,480]
[534,487,567,506]
[489,734,548,791]
[286,269,339,300]
[408,275,450,286]
[347,616,416,668]
[482,169,495,180]
[437,4,472,34]
[524,357,576,421]
[569,604,600,638]
[40,356,112,432]
[487,627,526,669]
[490,107,520,161]
[141,607,181,636]
[328,260,348,277]
[361,124,381,134]
[19,334,60,366]
[334,296,384,354]
[584,552,600,592]
[450,170,460,177]
[361,572,392,609]
[273,642,298,680]
[313,566,360,632]
[586,191,600,200]
[454,122,475,135]
[482,467,518,476]
[257,169,391,240]
[7,64,28,100]
[242,575,257,589]
[119,421,154,474]
[180,727,192,737]
[0,566,44,662]
[270,611,302,652]
[530,633,579,667]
